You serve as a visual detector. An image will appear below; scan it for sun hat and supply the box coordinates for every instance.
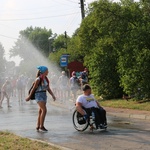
[37,66,48,73]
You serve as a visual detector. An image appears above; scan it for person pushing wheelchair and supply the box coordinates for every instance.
[76,84,107,129]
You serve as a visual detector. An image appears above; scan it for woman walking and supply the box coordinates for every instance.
[0,80,12,108]
[26,66,56,132]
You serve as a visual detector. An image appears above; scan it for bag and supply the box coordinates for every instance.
[28,82,36,100]
[77,112,86,125]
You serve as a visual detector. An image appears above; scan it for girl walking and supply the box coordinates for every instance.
[26,66,56,132]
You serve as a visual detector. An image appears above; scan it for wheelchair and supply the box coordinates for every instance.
[72,108,107,132]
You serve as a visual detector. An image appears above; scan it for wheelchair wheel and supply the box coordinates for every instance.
[72,109,89,131]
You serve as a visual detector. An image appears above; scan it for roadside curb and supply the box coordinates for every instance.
[50,101,150,121]
[105,107,150,121]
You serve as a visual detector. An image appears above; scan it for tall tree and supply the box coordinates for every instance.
[117,0,150,99]
[10,26,53,60]
[78,0,123,98]
[9,26,55,75]
[77,0,150,99]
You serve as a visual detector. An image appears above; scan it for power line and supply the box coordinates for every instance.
[65,0,77,3]
[0,1,77,12]
[0,12,80,21]
[53,0,78,7]
[65,12,80,34]
[0,34,17,40]
[0,4,58,12]
[0,8,79,16]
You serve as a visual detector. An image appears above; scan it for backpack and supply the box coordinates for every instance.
[28,77,49,100]
[28,82,37,100]
[81,72,87,80]
[81,72,88,83]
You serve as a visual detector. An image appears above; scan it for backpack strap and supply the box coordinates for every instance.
[45,76,49,86]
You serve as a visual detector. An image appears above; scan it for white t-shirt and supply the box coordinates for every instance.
[76,94,98,108]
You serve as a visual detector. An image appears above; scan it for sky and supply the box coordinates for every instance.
[0,0,122,65]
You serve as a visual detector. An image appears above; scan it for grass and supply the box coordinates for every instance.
[98,99,150,111]
[0,131,60,150]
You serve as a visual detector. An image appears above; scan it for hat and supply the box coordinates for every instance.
[37,66,48,73]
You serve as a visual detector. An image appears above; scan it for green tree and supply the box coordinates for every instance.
[10,26,53,60]
[9,26,55,74]
[79,0,150,99]
[20,26,53,56]
[53,34,68,51]
[49,34,70,65]
[117,0,150,99]
[78,0,123,98]
[67,35,84,62]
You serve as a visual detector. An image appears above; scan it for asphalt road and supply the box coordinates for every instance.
[0,99,150,150]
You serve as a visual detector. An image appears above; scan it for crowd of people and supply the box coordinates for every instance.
[0,66,107,132]
[0,74,34,108]
[47,68,89,103]
[0,68,89,108]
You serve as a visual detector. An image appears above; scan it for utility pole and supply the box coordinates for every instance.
[48,33,57,53]
[79,0,85,20]
[64,31,67,50]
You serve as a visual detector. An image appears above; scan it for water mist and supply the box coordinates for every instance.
[16,36,75,112]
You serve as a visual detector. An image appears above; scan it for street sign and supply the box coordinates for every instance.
[60,55,68,67]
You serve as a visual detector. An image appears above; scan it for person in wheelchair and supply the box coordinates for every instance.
[76,84,107,129]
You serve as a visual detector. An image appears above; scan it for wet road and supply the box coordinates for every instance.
[0,99,150,150]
